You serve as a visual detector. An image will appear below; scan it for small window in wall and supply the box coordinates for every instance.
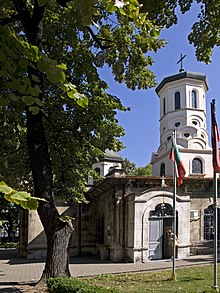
[192,90,197,108]
[175,122,180,127]
[160,163,165,176]
[184,133,190,138]
[192,158,202,174]
[163,98,166,115]
[167,136,171,141]
[175,92,181,110]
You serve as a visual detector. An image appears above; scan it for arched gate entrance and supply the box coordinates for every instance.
[148,203,178,260]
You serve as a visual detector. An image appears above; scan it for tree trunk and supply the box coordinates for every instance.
[26,110,73,280]
[14,0,74,280]
[38,198,74,279]
[38,201,73,279]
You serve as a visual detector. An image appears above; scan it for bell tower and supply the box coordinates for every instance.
[151,71,213,178]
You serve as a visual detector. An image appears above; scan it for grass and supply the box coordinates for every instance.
[79,265,220,292]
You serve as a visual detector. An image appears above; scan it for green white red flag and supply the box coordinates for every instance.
[211,100,220,173]
[169,141,186,187]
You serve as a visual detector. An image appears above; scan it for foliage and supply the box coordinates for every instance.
[0,182,46,210]
[0,241,18,248]
[135,164,152,176]
[47,277,119,293]
[0,0,166,203]
[139,0,220,64]
[122,158,137,175]
[122,158,152,176]
[187,0,220,63]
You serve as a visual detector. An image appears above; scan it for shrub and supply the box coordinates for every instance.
[47,277,119,293]
[0,242,18,248]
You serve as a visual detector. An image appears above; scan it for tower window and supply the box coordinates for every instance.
[163,98,166,115]
[192,121,198,126]
[192,90,197,108]
[160,163,165,176]
[175,91,181,110]
[175,122,180,127]
[184,133,190,138]
[192,158,202,174]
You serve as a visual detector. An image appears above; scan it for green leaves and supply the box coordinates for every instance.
[0,183,13,194]
[38,0,47,6]
[22,96,35,106]
[58,215,75,223]
[106,3,116,13]
[0,182,46,210]
[187,0,220,63]
[0,25,89,116]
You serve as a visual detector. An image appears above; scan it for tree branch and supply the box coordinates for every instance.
[86,26,112,50]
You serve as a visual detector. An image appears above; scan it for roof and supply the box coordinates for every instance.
[87,175,217,197]
[100,149,122,162]
[155,71,208,95]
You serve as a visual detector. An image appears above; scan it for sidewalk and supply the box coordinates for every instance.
[0,252,215,292]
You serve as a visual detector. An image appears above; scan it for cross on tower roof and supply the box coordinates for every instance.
[177,53,186,72]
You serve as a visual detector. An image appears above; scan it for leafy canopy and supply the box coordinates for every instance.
[1,1,218,209]
[0,0,165,207]
[122,158,152,176]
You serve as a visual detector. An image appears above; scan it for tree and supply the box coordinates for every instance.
[187,0,220,63]
[140,0,220,64]
[122,158,137,175]
[0,0,165,282]
[135,164,152,176]
[122,158,152,175]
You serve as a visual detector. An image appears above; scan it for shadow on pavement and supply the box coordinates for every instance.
[0,247,125,265]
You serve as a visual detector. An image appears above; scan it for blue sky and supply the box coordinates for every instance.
[101,4,220,167]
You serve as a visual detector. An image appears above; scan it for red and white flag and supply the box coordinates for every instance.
[211,99,220,173]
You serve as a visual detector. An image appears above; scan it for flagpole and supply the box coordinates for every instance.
[213,170,218,290]
[172,130,177,281]
[211,99,219,290]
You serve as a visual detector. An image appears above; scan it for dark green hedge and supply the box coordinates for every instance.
[47,277,119,293]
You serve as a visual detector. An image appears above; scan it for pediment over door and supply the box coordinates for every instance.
[134,187,190,203]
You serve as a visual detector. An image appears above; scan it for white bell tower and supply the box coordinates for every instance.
[151,71,213,178]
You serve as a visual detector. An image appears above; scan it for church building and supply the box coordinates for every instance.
[22,70,220,262]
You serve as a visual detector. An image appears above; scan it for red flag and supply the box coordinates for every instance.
[211,100,220,173]
[170,141,186,186]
